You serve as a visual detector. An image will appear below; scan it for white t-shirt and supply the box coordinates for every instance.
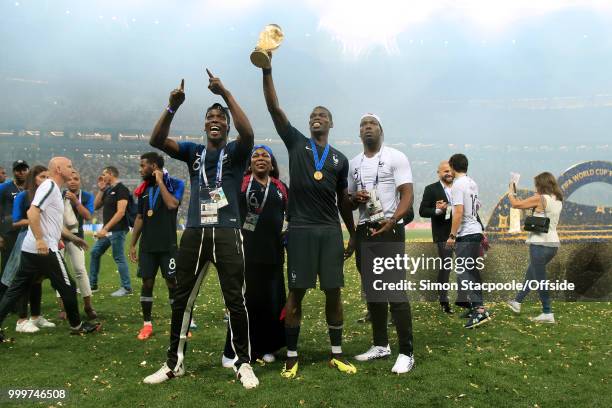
[348,146,413,225]
[22,179,64,253]
[450,175,483,237]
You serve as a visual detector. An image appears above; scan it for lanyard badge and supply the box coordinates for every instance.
[243,176,271,231]
[359,150,385,223]
[199,147,227,225]
[445,206,452,220]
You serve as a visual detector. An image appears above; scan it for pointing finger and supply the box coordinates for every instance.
[205,68,214,79]
[180,79,184,91]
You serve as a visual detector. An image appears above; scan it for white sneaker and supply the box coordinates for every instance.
[16,320,40,333]
[31,316,56,328]
[189,319,197,329]
[110,287,133,297]
[530,313,555,324]
[236,363,259,389]
[262,353,276,363]
[143,363,185,384]
[391,354,415,374]
[506,300,521,314]
[355,345,391,361]
[222,354,238,368]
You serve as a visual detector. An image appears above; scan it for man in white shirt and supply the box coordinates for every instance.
[446,153,491,329]
[0,157,101,342]
[348,113,415,374]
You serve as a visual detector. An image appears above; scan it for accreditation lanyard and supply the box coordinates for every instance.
[246,175,271,214]
[359,148,384,190]
[148,186,160,211]
[199,147,225,189]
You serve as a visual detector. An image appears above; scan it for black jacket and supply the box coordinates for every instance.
[419,181,452,243]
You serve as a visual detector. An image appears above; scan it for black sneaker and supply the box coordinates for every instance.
[440,302,453,314]
[464,309,492,329]
[91,285,99,293]
[0,330,6,343]
[71,321,101,335]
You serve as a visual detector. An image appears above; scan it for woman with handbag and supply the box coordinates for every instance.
[506,172,563,323]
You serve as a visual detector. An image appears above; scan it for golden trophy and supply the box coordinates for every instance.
[250,24,284,69]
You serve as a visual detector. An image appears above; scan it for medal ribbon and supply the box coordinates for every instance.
[148,186,160,211]
[309,139,329,173]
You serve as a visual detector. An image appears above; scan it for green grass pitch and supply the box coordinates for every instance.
[0,233,609,407]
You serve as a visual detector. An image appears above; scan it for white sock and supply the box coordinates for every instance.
[287,350,298,358]
[331,346,342,354]
[144,321,152,326]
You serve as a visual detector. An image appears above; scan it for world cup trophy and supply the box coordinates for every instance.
[250,24,284,69]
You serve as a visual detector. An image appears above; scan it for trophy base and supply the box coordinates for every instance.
[250,50,271,69]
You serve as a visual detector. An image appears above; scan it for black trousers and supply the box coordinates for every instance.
[0,232,19,300]
[355,223,414,355]
[224,262,286,360]
[166,227,251,370]
[15,282,42,319]
[0,251,81,328]
[455,233,484,308]
[0,231,18,274]
[436,242,454,303]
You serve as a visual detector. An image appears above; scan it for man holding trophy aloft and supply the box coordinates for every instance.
[256,24,358,379]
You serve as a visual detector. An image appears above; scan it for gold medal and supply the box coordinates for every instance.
[147,209,154,217]
[314,171,323,181]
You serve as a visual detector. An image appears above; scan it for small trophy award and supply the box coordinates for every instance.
[250,24,284,69]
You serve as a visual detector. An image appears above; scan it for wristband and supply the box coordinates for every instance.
[262,68,272,75]
[166,106,176,115]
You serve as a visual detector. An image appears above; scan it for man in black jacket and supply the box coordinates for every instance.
[419,161,455,313]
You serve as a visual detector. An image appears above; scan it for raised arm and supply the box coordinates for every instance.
[153,170,180,211]
[94,176,108,211]
[150,79,185,156]
[508,189,544,210]
[262,65,290,138]
[206,69,254,150]
[65,191,92,221]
